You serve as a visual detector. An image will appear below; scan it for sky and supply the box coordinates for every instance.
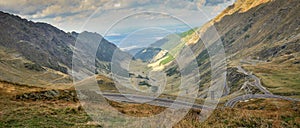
[0,0,235,49]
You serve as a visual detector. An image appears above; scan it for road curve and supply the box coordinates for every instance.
[249,74,272,94]
[225,65,300,108]
[224,94,300,108]
[237,66,272,94]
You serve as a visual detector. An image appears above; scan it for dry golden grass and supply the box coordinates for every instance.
[1,81,299,127]
[175,99,300,128]
[0,80,43,96]
[214,0,271,22]
[0,82,95,127]
[107,100,166,117]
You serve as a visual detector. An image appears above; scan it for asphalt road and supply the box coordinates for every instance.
[95,92,209,110]
[82,65,297,110]
[237,66,271,94]
[225,66,299,108]
[224,94,300,107]
[249,74,272,95]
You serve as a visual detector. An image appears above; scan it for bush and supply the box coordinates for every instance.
[243,23,252,32]
[166,66,179,76]
[24,63,45,71]
[49,65,68,74]
[138,81,151,87]
[244,34,250,39]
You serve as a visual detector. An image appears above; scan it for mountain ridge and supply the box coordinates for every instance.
[141,0,300,98]
[0,11,128,86]
[190,0,300,97]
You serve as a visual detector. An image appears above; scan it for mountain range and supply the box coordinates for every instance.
[0,0,299,127]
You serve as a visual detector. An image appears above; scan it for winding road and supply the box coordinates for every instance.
[80,64,299,110]
[237,66,271,94]
[224,94,300,107]
[225,65,300,108]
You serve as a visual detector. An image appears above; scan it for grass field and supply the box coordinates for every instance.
[1,81,299,127]
[244,62,300,98]
[160,53,175,65]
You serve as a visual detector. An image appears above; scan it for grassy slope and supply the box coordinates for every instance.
[182,0,300,98]
[159,53,174,65]
[177,98,300,128]
[0,47,73,89]
[0,81,92,127]
[1,81,299,127]
[245,61,300,98]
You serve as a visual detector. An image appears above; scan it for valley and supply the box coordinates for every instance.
[0,0,299,127]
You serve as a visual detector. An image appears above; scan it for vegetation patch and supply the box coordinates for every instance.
[138,81,151,87]
[245,64,300,98]
[24,63,45,71]
[160,53,174,65]
[179,28,198,38]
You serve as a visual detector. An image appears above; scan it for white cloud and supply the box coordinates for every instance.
[0,0,235,33]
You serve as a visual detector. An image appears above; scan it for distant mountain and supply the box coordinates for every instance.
[126,47,145,56]
[74,31,131,76]
[133,48,162,62]
[133,34,184,65]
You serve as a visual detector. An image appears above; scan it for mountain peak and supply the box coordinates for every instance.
[80,31,104,38]
[214,0,271,22]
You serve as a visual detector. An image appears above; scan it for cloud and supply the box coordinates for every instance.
[0,0,202,18]
[0,0,105,18]
[0,0,235,33]
[200,0,233,6]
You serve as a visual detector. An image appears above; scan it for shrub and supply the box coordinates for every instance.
[24,63,45,71]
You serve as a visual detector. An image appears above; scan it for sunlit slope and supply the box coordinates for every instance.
[148,0,300,97]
